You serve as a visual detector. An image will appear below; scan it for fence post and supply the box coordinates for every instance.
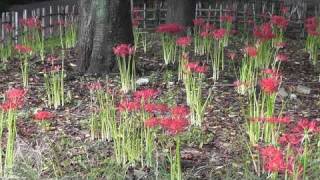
[208,5,212,23]
[1,12,5,41]
[219,4,223,28]
[14,12,18,45]
[49,6,53,37]
[23,9,27,36]
[143,3,146,29]
[42,8,46,39]
[65,5,69,28]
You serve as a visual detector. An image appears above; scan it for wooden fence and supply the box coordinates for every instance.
[0,4,77,44]
[2,1,320,45]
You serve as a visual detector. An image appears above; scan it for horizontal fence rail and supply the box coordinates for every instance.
[1,1,320,45]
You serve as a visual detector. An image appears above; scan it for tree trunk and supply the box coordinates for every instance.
[166,0,196,27]
[77,0,133,74]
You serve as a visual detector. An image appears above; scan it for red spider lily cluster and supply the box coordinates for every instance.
[176,36,192,47]
[220,15,233,23]
[291,119,319,133]
[0,88,26,112]
[132,7,143,27]
[15,44,32,54]
[144,105,190,135]
[186,62,208,74]
[133,88,159,100]
[305,17,319,35]
[262,68,282,78]
[271,15,289,29]
[212,28,227,40]
[34,111,54,121]
[259,77,280,94]
[156,23,184,34]
[20,17,41,28]
[144,103,169,113]
[113,44,135,57]
[253,23,275,41]
[193,18,205,26]
[245,46,258,57]
[250,116,291,123]
[279,133,302,146]
[259,145,292,173]
[3,23,14,32]
[278,118,320,147]
[118,100,141,112]
[275,53,288,62]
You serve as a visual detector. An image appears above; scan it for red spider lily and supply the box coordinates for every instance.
[133,88,159,101]
[5,88,26,102]
[291,119,318,133]
[0,101,21,112]
[201,23,215,32]
[271,15,288,29]
[305,17,317,32]
[113,44,135,58]
[15,44,32,54]
[87,82,102,91]
[186,62,208,74]
[144,103,168,113]
[3,23,14,32]
[244,46,257,57]
[132,7,141,17]
[171,105,190,118]
[253,23,275,41]
[132,19,140,27]
[176,36,192,47]
[20,17,40,28]
[281,6,289,15]
[307,30,320,36]
[262,68,281,78]
[194,65,208,74]
[259,145,287,173]
[186,62,199,70]
[144,117,160,128]
[118,100,141,112]
[275,53,288,62]
[227,52,236,60]
[200,31,210,38]
[212,28,227,40]
[159,118,172,129]
[160,118,189,135]
[263,116,291,123]
[34,111,54,121]
[220,15,233,23]
[260,77,280,94]
[193,18,205,26]
[279,133,303,146]
[156,23,184,34]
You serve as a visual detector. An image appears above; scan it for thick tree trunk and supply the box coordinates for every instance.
[166,0,196,27]
[77,0,133,74]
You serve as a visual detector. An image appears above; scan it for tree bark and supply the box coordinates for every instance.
[166,0,196,27]
[77,0,133,74]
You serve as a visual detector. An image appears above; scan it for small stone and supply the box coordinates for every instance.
[278,87,288,98]
[296,85,311,95]
[290,93,297,100]
[136,77,149,86]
